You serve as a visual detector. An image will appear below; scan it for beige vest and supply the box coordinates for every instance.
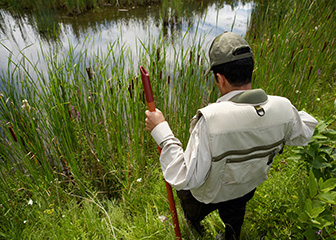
[191,90,295,203]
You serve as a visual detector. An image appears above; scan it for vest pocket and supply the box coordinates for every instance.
[221,155,272,185]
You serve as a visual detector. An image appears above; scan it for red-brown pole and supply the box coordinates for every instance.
[140,66,182,240]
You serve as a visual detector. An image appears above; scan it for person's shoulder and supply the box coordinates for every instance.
[268,95,292,104]
[198,101,237,120]
[201,101,232,110]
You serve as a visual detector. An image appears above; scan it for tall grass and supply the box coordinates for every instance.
[0,25,211,238]
[247,0,336,117]
[0,0,335,239]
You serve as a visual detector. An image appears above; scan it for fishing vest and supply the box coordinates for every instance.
[190,89,295,204]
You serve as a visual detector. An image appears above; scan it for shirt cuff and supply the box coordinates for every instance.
[151,121,174,146]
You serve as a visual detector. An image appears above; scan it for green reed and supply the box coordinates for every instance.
[247,0,335,117]
[0,26,212,238]
[0,20,209,227]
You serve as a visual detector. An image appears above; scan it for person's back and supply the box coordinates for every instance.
[191,90,297,203]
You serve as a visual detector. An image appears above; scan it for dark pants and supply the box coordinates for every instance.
[177,189,256,240]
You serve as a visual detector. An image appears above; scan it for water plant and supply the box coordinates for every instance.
[0,22,211,237]
[247,0,336,117]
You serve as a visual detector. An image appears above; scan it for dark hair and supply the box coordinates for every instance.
[211,57,254,87]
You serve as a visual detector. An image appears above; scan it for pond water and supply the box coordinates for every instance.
[0,1,252,78]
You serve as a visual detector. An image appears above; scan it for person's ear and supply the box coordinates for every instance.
[216,73,226,87]
[213,73,219,83]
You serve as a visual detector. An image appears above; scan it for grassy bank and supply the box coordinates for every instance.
[0,0,235,41]
[0,29,211,238]
[0,0,161,15]
[0,0,238,15]
[0,0,335,239]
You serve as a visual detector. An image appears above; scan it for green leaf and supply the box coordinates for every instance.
[308,206,326,219]
[313,134,328,140]
[309,170,318,198]
[303,229,318,240]
[316,121,329,132]
[319,146,334,155]
[297,210,309,223]
[312,157,332,169]
[313,216,333,229]
[304,199,325,218]
[312,199,326,209]
[287,155,302,161]
[318,192,336,204]
[318,177,324,189]
[332,151,336,160]
[298,189,306,209]
[321,178,336,192]
[324,130,336,139]
[304,148,316,158]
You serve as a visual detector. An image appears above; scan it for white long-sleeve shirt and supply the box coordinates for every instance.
[151,90,318,190]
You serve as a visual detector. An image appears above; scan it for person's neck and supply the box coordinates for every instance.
[221,83,252,96]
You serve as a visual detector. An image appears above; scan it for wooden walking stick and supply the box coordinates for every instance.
[140,66,182,240]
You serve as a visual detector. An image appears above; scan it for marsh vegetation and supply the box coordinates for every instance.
[0,0,335,239]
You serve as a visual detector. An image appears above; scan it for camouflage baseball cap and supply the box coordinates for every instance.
[205,32,253,75]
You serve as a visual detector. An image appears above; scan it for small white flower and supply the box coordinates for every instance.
[316,98,321,101]
[21,99,31,111]
[136,178,142,182]
[28,199,33,205]
[315,26,318,31]
[295,90,300,94]
[23,220,27,224]
[158,215,168,223]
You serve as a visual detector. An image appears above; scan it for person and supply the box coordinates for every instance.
[145,31,318,240]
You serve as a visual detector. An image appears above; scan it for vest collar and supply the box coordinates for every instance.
[216,89,268,106]
[229,89,268,105]
[216,90,246,103]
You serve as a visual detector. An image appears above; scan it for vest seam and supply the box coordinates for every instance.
[212,138,285,162]
[226,149,277,163]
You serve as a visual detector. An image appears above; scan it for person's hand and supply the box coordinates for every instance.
[145,108,165,132]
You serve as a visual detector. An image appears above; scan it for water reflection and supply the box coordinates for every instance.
[0,1,253,75]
